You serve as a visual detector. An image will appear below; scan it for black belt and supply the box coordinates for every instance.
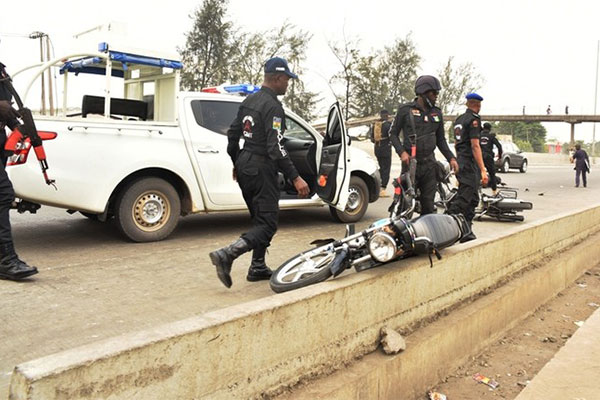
[241,149,270,162]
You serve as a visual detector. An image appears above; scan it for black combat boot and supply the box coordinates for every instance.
[247,257,272,282]
[459,223,477,243]
[0,242,38,281]
[209,238,251,288]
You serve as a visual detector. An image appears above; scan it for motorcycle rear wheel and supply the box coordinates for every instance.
[270,246,335,293]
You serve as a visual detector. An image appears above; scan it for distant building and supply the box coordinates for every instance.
[545,140,562,154]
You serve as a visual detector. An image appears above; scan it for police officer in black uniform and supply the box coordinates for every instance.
[209,57,309,288]
[447,93,489,242]
[480,122,502,194]
[389,75,459,215]
[0,62,38,280]
[369,109,392,197]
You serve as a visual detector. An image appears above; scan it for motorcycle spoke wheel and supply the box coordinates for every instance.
[270,247,335,293]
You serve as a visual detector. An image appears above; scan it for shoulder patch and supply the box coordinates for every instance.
[454,124,463,141]
[272,116,282,131]
[472,120,479,128]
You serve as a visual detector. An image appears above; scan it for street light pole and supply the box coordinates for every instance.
[29,31,48,115]
[593,40,599,156]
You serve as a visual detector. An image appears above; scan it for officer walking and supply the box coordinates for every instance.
[447,93,489,242]
[389,75,459,215]
[480,122,502,194]
[0,62,38,280]
[369,109,392,197]
[209,57,309,288]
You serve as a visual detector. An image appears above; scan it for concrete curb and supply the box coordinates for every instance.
[278,228,600,399]
[9,205,600,399]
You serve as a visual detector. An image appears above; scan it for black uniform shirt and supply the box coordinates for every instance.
[389,100,455,162]
[0,62,11,102]
[227,87,299,181]
[479,128,502,159]
[453,108,482,159]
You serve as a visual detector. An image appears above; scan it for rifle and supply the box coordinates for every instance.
[406,112,418,197]
[0,63,56,189]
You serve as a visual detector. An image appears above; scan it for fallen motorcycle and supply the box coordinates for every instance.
[269,171,472,293]
[474,187,533,222]
[433,161,533,222]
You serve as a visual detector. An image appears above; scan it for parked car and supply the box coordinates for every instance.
[495,141,528,173]
[7,43,380,242]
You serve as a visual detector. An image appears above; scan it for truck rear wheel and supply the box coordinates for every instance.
[115,177,181,242]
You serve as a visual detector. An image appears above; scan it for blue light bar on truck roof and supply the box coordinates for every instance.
[59,43,183,76]
[201,84,260,95]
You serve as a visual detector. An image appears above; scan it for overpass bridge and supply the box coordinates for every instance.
[315,114,600,144]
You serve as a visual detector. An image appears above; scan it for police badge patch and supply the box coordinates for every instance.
[273,116,282,131]
[472,120,479,128]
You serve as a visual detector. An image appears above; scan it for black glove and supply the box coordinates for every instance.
[0,101,19,130]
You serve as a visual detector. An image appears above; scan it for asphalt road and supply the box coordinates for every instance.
[0,163,598,396]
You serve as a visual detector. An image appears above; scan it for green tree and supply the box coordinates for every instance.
[228,22,319,121]
[349,53,387,117]
[349,35,420,118]
[328,31,361,120]
[496,121,547,152]
[381,35,420,109]
[179,0,232,91]
[437,56,484,115]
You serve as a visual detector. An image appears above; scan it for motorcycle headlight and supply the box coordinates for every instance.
[368,232,397,262]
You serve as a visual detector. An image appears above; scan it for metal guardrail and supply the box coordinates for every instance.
[313,114,600,131]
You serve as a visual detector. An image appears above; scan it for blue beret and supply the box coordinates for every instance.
[466,93,483,101]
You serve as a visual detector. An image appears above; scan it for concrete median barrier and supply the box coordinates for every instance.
[10,205,600,399]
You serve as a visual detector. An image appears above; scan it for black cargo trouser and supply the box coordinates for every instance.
[0,157,14,245]
[235,151,279,254]
[447,157,480,222]
[374,143,392,189]
[483,156,497,190]
[402,156,437,215]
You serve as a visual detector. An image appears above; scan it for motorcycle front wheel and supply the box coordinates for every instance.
[270,245,336,293]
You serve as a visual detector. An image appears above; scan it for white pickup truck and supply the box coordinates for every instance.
[8,44,380,242]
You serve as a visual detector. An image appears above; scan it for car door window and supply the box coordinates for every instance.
[284,118,314,141]
[190,100,240,135]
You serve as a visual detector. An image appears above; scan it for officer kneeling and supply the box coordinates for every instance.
[209,57,309,288]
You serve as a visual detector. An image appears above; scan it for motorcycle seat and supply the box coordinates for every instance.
[409,214,462,249]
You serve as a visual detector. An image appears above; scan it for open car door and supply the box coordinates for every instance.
[316,102,351,211]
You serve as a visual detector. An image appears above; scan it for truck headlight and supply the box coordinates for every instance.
[368,232,397,262]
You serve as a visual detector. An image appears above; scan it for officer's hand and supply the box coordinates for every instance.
[0,101,19,125]
[293,177,310,198]
[232,168,237,181]
[481,172,489,187]
[450,159,459,174]
[400,151,410,165]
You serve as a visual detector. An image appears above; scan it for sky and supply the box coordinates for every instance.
[1,0,599,143]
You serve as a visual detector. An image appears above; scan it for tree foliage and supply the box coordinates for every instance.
[328,32,361,120]
[179,0,232,91]
[495,121,547,152]
[180,3,318,120]
[437,56,484,115]
[348,35,420,118]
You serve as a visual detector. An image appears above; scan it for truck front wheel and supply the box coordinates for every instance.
[115,177,181,242]
[329,176,369,223]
